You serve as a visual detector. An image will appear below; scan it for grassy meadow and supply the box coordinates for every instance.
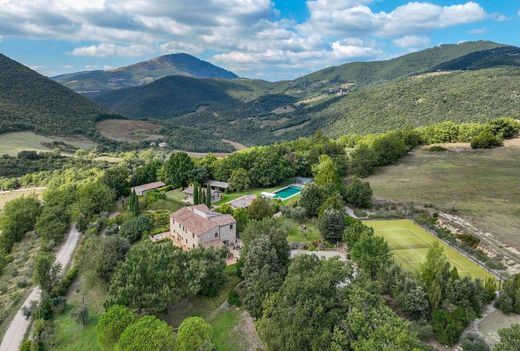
[367,143,520,252]
[0,232,40,340]
[96,119,162,143]
[0,132,94,156]
[0,188,43,209]
[365,219,494,281]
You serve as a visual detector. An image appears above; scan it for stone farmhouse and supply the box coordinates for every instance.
[169,204,237,251]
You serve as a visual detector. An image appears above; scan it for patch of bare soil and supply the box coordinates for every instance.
[438,213,520,274]
[231,309,265,351]
[424,136,520,153]
[413,71,459,80]
[222,139,247,150]
[466,304,520,347]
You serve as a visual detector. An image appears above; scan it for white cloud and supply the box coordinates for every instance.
[489,13,509,22]
[393,35,430,49]
[331,38,382,58]
[379,2,486,36]
[468,27,486,35]
[0,0,495,79]
[70,43,150,57]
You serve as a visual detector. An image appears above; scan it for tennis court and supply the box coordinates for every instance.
[364,219,495,281]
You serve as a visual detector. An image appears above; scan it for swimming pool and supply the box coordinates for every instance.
[272,185,302,200]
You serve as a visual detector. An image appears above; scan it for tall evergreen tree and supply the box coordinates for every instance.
[193,184,199,205]
[128,190,140,216]
[205,184,212,208]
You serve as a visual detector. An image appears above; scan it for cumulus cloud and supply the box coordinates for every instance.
[0,0,496,79]
[393,35,430,49]
[304,1,487,37]
[70,43,150,57]
[331,38,382,58]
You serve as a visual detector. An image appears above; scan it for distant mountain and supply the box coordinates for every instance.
[0,54,105,136]
[274,40,506,96]
[53,53,239,93]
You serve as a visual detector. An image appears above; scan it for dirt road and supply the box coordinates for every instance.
[0,226,81,351]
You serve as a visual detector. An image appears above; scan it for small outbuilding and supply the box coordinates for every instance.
[229,194,257,209]
[205,180,230,192]
[131,181,166,196]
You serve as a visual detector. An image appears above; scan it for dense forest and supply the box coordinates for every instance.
[0,55,105,135]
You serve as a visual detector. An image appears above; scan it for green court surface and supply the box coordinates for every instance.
[364,219,495,281]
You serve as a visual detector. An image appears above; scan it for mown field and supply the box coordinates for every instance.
[367,142,520,252]
[365,219,494,281]
[0,132,94,156]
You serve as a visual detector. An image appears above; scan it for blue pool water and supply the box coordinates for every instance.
[273,185,302,200]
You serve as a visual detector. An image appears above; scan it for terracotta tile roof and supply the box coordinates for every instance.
[131,181,166,193]
[230,194,257,209]
[206,180,230,189]
[171,204,236,236]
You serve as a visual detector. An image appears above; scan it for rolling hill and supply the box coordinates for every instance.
[90,75,280,119]
[53,53,238,93]
[0,54,105,136]
[320,67,520,137]
[87,41,520,147]
[274,40,505,96]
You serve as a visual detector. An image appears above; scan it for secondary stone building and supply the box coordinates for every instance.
[131,181,166,196]
[183,186,222,204]
[169,204,236,251]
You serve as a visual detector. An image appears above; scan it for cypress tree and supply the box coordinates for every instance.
[128,190,140,216]
[193,184,199,205]
[205,184,212,208]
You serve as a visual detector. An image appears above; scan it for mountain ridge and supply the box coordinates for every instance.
[53,53,238,93]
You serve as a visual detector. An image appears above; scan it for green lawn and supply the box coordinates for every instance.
[161,268,240,328]
[365,219,495,281]
[209,309,242,351]
[52,275,106,351]
[283,218,322,243]
[165,189,185,203]
[145,198,183,212]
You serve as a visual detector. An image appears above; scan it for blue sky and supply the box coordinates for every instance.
[0,0,519,81]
